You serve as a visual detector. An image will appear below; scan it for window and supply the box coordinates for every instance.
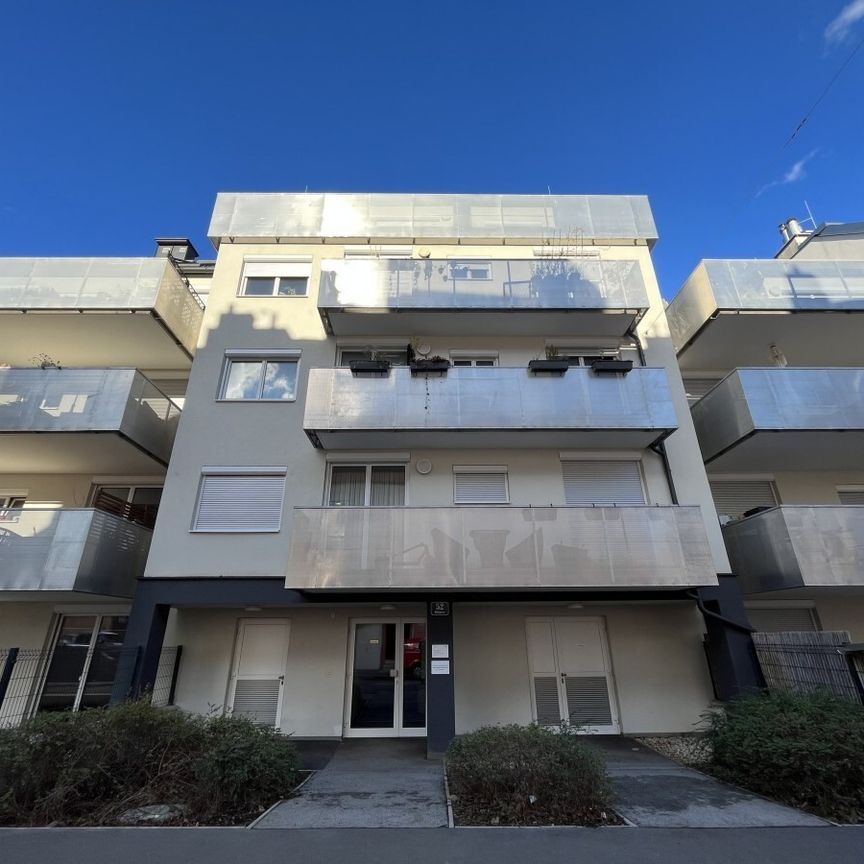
[451,355,498,367]
[746,606,819,633]
[239,260,311,297]
[561,461,645,505]
[91,485,163,527]
[709,479,778,522]
[193,471,286,532]
[838,487,864,505]
[338,348,409,367]
[327,465,405,507]
[0,493,26,522]
[559,349,620,367]
[220,355,299,401]
[682,377,721,404]
[453,466,509,504]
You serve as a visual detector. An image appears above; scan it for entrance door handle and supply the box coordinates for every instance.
[389,669,398,678]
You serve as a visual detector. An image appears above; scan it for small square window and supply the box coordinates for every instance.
[220,358,298,401]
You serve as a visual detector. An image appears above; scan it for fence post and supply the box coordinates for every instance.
[845,651,864,705]
[0,648,19,713]
[168,645,183,706]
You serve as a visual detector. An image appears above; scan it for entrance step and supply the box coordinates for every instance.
[253,740,448,829]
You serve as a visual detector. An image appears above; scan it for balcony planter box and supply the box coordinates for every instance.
[591,359,633,374]
[410,359,451,376]
[528,360,569,375]
[349,360,391,377]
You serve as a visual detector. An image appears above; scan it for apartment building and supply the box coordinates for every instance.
[106,192,760,753]
[667,219,864,639]
[0,241,211,716]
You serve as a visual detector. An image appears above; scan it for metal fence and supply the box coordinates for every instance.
[0,644,182,727]
[752,631,864,704]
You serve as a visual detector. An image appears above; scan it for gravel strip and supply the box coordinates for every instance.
[636,735,713,768]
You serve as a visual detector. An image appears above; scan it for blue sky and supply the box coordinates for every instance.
[1,1,862,296]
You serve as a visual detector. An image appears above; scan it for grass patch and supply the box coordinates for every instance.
[446,724,618,826]
[0,700,298,826]
[706,691,864,823]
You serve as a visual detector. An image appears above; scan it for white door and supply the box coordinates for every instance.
[344,619,427,738]
[526,617,619,733]
[227,619,290,728]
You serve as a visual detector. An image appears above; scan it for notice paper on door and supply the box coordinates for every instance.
[430,660,450,675]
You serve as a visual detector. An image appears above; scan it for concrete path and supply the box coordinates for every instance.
[3,827,864,864]
[254,739,448,829]
[589,737,827,828]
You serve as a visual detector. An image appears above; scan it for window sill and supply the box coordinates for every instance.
[215,398,297,403]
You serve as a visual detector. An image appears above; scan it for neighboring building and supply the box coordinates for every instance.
[111,192,759,754]
[0,240,211,717]
[667,218,864,639]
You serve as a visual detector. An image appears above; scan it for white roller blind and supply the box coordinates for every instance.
[746,607,818,633]
[561,461,645,505]
[453,470,509,504]
[709,479,777,521]
[838,489,864,505]
[194,473,285,532]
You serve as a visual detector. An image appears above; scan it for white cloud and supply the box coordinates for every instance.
[825,0,864,45]
[757,149,819,197]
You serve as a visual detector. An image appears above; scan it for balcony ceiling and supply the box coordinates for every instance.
[676,311,864,371]
[704,429,864,471]
[0,433,168,473]
[0,313,194,368]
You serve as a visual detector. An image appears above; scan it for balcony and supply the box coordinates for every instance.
[285,505,716,590]
[0,368,181,473]
[317,258,649,336]
[0,257,204,367]
[723,506,864,593]
[668,259,864,369]
[209,192,658,246]
[0,508,151,596]
[304,366,677,450]
[690,368,864,470]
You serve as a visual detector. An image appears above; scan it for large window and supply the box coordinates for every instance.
[338,347,409,367]
[220,355,299,401]
[239,260,311,297]
[327,465,406,507]
[193,471,287,532]
[708,478,778,522]
[561,461,645,505]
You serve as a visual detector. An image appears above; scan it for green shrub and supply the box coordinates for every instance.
[0,700,297,826]
[446,724,614,826]
[706,691,864,822]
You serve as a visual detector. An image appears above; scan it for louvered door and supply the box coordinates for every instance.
[526,618,619,733]
[228,620,290,728]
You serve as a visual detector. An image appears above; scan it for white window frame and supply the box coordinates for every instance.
[337,346,409,367]
[446,259,493,281]
[449,352,498,367]
[0,490,27,522]
[192,468,287,533]
[218,350,301,402]
[238,259,311,298]
[556,347,621,366]
[325,463,408,507]
[452,465,510,505]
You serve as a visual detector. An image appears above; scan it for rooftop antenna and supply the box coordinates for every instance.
[802,199,817,230]
[547,185,552,195]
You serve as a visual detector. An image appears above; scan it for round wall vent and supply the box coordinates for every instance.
[415,459,433,475]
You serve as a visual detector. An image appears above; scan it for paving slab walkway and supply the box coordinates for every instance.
[589,737,827,828]
[255,739,447,829]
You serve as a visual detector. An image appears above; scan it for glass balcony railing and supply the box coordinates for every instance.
[285,505,716,590]
[304,366,677,450]
[0,368,181,466]
[723,506,864,593]
[0,508,151,595]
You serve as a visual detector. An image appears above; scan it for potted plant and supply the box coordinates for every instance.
[591,358,634,374]
[410,355,451,376]
[349,348,392,377]
[528,344,570,375]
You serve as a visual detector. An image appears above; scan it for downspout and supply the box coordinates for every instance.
[686,590,754,634]
[627,324,679,505]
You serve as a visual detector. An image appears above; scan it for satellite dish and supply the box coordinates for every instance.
[416,343,431,356]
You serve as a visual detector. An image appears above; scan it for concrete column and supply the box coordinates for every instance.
[698,575,764,700]
[425,599,455,758]
[110,581,170,704]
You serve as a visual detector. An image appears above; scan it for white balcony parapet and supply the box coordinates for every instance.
[285,505,717,590]
[691,368,864,470]
[208,193,657,245]
[0,508,151,595]
[723,506,864,593]
[304,366,677,450]
[0,368,181,466]
[0,257,204,357]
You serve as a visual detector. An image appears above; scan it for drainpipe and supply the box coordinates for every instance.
[686,590,754,634]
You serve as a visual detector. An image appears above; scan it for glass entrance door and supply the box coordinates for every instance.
[346,620,426,737]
